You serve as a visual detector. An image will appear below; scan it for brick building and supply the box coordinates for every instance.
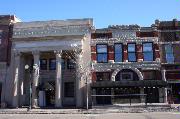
[157,19,180,104]
[90,24,167,105]
[0,15,20,106]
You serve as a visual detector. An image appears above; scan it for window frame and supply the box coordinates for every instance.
[40,59,47,70]
[49,58,56,70]
[164,44,174,63]
[142,42,154,61]
[114,43,123,62]
[120,72,133,80]
[67,59,76,69]
[96,44,108,63]
[127,43,137,62]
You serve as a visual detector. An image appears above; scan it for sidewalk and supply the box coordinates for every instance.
[0,104,179,114]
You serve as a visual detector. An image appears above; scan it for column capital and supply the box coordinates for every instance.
[54,50,62,58]
[13,49,21,57]
[32,50,40,56]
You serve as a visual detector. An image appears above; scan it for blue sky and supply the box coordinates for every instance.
[0,0,179,28]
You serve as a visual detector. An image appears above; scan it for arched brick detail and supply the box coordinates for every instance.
[111,67,143,81]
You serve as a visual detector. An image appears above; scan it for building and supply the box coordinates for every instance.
[157,19,180,104]
[6,19,93,108]
[0,15,20,107]
[90,24,167,105]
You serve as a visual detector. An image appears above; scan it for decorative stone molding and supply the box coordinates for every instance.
[54,50,62,58]
[111,67,143,81]
[91,37,159,46]
[92,61,161,72]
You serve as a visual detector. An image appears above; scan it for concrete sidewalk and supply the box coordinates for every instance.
[0,104,179,114]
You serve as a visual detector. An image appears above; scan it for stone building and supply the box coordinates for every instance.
[157,19,180,104]
[0,15,20,107]
[90,24,167,105]
[6,19,93,108]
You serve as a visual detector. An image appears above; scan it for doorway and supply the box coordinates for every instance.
[145,88,159,103]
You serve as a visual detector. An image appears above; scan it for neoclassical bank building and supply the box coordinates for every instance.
[7,19,93,108]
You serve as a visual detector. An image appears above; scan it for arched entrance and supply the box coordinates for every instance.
[111,67,143,81]
[111,68,144,104]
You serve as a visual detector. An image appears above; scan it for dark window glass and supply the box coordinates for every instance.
[97,44,108,63]
[49,59,56,70]
[67,59,75,69]
[64,82,74,97]
[165,44,174,63]
[96,72,110,81]
[40,59,47,70]
[114,44,123,62]
[128,44,136,62]
[121,72,133,80]
[143,43,154,61]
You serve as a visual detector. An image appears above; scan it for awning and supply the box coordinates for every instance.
[91,80,167,88]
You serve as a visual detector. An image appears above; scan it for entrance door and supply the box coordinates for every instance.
[96,88,111,105]
[145,88,159,103]
[45,90,55,107]
[171,83,180,104]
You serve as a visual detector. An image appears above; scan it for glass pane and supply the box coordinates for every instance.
[165,44,173,53]
[143,43,152,51]
[49,59,56,70]
[166,54,174,63]
[97,45,107,53]
[128,44,135,52]
[115,53,122,62]
[97,54,107,62]
[115,44,122,53]
[143,52,153,61]
[128,53,136,62]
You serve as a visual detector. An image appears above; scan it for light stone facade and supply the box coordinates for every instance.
[6,19,93,108]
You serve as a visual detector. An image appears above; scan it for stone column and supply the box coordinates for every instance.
[162,70,166,81]
[76,52,84,108]
[55,50,62,108]
[161,70,168,103]
[32,51,40,108]
[12,51,21,108]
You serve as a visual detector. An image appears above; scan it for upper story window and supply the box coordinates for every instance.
[114,44,123,62]
[128,43,136,62]
[165,44,174,63]
[143,43,154,61]
[49,59,56,70]
[96,72,110,81]
[96,44,108,63]
[67,59,76,69]
[40,59,47,70]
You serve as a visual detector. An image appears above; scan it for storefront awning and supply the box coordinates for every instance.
[91,80,167,88]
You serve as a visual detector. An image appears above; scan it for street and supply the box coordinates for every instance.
[0,112,179,119]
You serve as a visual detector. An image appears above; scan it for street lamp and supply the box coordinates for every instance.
[25,64,32,110]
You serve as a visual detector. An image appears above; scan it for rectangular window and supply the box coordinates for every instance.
[96,72,110,81]
[49,59,56,70]
[40,59,47,70]
[67,59,75,69]
[128,43,136,62]
[165,44,174,63]
[143,43,154,61]
[64,82,74,97]
[120,72,133,80]
[114,44,123,62]
[96,44,108,63]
